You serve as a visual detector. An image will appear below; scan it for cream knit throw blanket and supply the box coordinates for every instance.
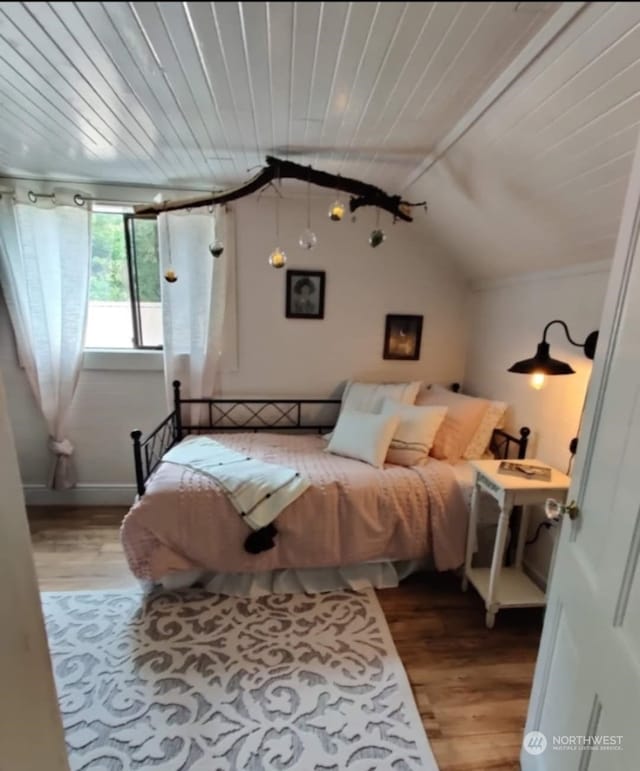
[162,436,310,531]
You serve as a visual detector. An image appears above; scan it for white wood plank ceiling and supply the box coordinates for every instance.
[0,1,557,191]
[406,2,640,279]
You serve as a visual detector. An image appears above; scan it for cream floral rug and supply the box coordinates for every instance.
[42,588,438,770]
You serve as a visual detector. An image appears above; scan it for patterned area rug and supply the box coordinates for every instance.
[42,588,439,771]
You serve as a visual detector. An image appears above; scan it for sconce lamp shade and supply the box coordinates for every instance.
[508,321,599,378]
[508,341,576,376]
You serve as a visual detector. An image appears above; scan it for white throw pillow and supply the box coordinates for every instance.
[324,380,421,441]
[380,398,447,466]
[340,380,421,413]
[463,400,508,460]
[326,410,400,468]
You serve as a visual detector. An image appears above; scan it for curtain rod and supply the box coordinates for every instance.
[0,190,218,211]
[0,190,144,206]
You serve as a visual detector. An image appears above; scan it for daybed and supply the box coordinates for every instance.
[121,381,529,594]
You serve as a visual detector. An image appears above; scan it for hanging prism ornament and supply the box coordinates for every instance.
[269,179,287,269]
[299,171,317,249]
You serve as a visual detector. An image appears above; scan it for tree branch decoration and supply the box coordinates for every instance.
[135,156,426,222]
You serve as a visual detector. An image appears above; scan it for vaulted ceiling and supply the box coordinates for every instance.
[0,2,639,280]
[0,1,556,188]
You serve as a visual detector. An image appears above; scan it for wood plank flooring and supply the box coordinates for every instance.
[29,506,542,771]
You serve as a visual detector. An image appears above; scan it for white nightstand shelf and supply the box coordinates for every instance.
[466,567,546,608]
[462,459,570,628]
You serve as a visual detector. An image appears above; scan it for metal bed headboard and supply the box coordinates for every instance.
[131,380,530,496]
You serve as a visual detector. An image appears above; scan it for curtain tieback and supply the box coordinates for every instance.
[49,437,74,457]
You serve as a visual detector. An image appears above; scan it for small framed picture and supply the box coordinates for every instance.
[383,314,423,360]
[285,269,325,319]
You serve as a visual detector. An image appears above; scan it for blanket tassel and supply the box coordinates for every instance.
[244,523,278,554]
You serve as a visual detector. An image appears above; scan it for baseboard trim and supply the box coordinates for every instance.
[24,484,136,507]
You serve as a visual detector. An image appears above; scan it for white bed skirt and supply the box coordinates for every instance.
[152,559,432,597]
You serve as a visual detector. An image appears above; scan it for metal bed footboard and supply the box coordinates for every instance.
[131,380,340,496]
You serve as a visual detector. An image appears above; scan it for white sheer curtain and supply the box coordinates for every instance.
[0,193,90,489]
[159,205,230,425]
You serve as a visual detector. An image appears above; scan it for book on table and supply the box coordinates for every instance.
[498,461,552,481]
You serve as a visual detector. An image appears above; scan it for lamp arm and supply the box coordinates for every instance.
[542,319,585,348]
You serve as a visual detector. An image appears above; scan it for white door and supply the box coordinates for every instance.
[521,133,640,767]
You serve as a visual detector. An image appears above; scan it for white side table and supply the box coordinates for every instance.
[462,459,570,628]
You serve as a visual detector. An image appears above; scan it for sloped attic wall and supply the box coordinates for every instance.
[404,2,640,281]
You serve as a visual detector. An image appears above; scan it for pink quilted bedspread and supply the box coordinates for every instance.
[121,433,468,581]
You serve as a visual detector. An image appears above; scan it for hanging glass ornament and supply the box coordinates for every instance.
[163,218,177,281]
[269,247,287,269]
[369,229,385,248]
[298,172,317,249]
[369,209,386,248]
[269,177,287,268]
[328,199,345,221]
[209,240,224,258]
[209,205,224,257]
[298,228,317,250]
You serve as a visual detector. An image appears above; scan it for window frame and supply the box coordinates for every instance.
[86,208,162,352]
[122,212,161,351]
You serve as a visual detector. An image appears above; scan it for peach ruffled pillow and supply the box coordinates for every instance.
[415,385,490,463]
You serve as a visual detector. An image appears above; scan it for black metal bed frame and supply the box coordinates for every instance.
[131,380,530,497]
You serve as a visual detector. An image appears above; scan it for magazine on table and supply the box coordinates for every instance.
[498,461,551,481]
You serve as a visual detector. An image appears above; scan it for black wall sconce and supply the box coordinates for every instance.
[508,320,599,458]
[508,320,599,391]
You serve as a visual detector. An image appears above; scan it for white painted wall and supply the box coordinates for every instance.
[2,193,469,498]
[220,196,468,395]
[464,260,611,585]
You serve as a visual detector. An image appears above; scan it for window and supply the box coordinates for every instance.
[85,206,162,349]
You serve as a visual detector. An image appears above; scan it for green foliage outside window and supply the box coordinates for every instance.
[89,213,160,302]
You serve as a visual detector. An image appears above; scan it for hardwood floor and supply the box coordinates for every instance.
[29,506,542,771]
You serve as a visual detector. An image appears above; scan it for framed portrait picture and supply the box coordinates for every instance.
[383,314,423,360]
[285,269,325,319]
